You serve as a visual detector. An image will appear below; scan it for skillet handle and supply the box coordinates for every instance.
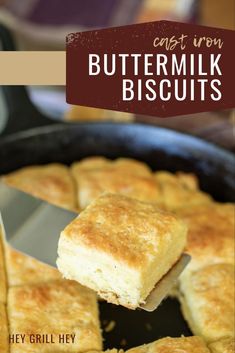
[0,23,56,138]
[1,86,56,137]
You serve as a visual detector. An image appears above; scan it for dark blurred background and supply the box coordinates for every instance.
[0,0,234,150]
[0,0,233,51]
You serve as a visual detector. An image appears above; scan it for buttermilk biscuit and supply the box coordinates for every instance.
[209,338,235,353]
[177,202,235,277]
[154,171,212,211]
[73,157,152,175]
[179,263,235,343]
[75,156,111,170]
[2,163,77,211]
[57,193,187,309]
[5,245,61,287]
[0,304,9,353]
[0,227,7,303]
[126,336,210,353]
[71,157,160,209]
[8,280,102,353]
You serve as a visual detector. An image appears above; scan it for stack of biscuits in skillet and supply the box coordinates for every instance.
[1,157,234,353]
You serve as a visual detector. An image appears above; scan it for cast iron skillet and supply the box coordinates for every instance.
[0,24,235,349]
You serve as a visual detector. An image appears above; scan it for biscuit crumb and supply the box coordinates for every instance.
[120,338,127,347]
[104,320,116,333]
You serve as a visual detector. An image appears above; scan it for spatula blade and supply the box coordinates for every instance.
[0,182,76,267]
[140,253,191,312]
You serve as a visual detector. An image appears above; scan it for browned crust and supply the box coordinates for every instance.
[2,163,78,211]
[126,336,210,353]
[179,263,235,342]
[177,203,235,272]
[62,193,187,269]
[5,245,61,287]
[209,337,235,353]
[154,171,212,211]
[71,158,161,208]
[8,280,102,352]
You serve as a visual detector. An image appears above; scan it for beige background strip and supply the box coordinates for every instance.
[0,52,66,85]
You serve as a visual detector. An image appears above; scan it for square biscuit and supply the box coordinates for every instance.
[8,279,102,353]
[71,157,161,209]
[126,336,210,353]
[0,303,9,353]
[154,171,212,211]
[5,245,61,287]
[57,193,187,309]
[2,163,77,212]
[177,202,235,278]
[179,263,235,343]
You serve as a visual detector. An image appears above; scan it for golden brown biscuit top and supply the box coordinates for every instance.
[209,338,235,353]
[5,246,61,287]
[111,158,152,176]
[10,279,96,310]
[75,156,111,170]
[80,170,160,201]
[181,263,235,342]
[62,193,187,268]
[8,279,102,352]
[126,336,210,353]
[189,263,234,305]
[72,158,161,208]
[3,163,77,211]
[156,171,199,190]
[155,171,212,211]
[177,203,235,272]
[74,157,152,176]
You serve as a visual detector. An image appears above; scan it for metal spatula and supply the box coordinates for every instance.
[0,182,190,311]
[140,253,190,312]
[0,182,76,267]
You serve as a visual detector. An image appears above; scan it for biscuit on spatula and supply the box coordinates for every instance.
[57,193,187,310]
